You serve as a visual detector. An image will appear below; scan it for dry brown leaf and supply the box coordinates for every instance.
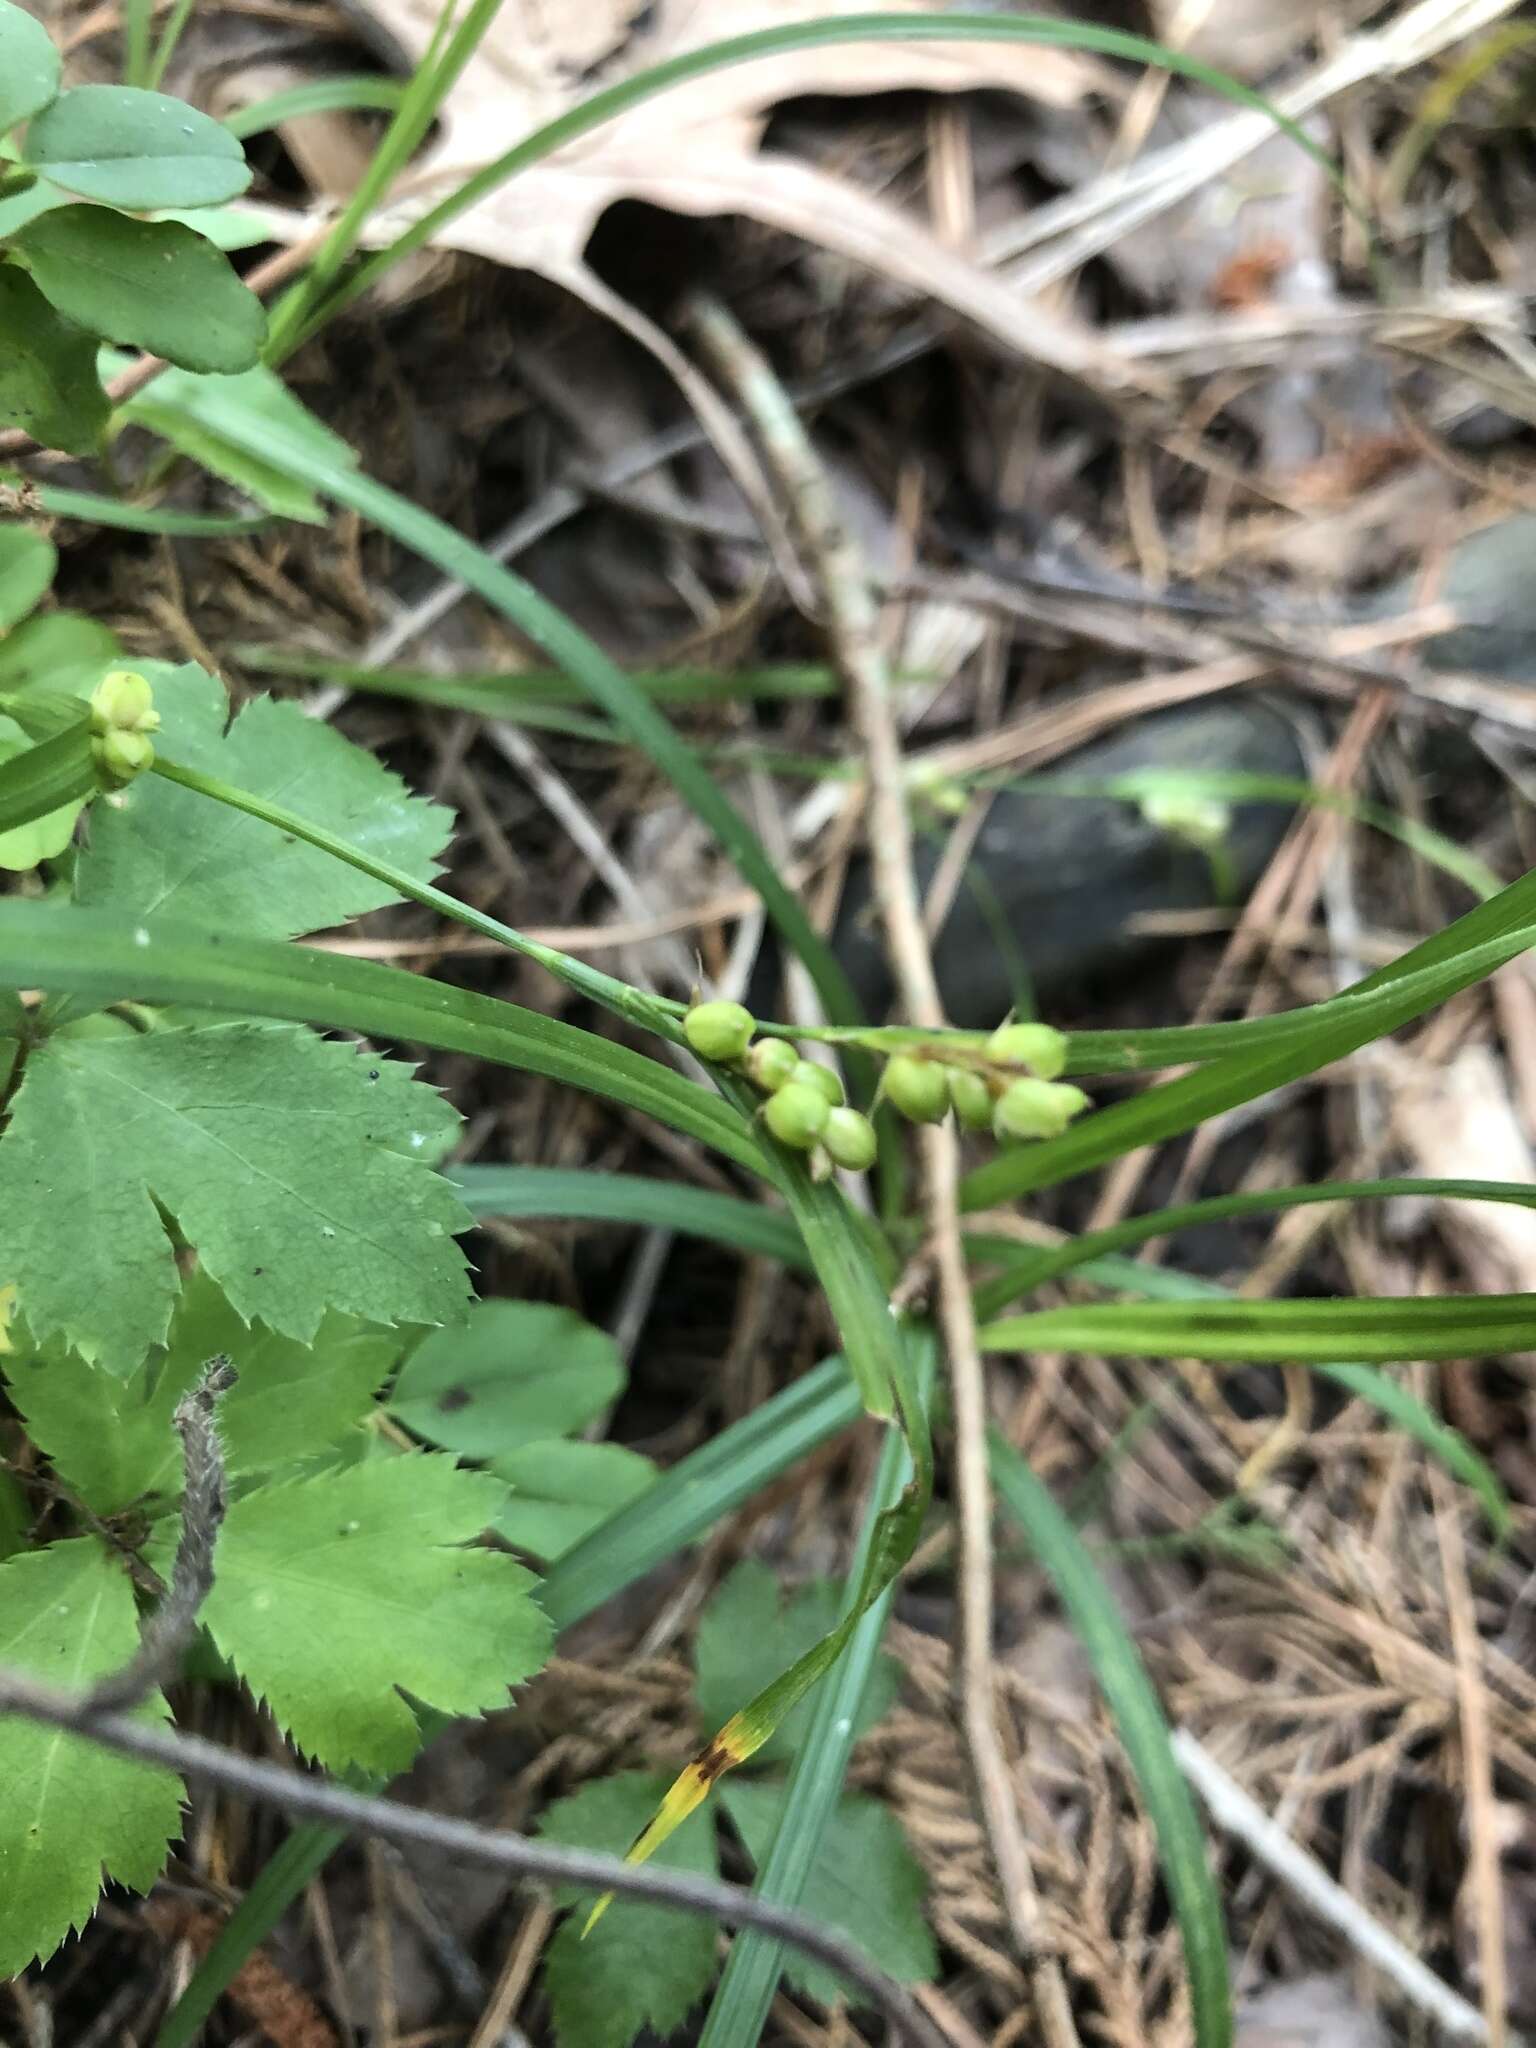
[1392,1043,1536,1294]
[239,0,1151,399]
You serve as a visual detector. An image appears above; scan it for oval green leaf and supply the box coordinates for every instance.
[14,208,265,372]
[23,85,251,208]
[391,1300,623,1458]
[0,264,108,454]
[0,0,60,136]
[0,522,54,630]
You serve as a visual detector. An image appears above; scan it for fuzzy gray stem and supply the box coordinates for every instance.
[87,1355,236,1712]
[0,1665,943,2048]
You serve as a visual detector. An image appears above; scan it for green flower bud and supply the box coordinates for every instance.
[763,1080,831,1150]
[985,1021,1068,1080]
[947,1066,995,1130]
[89,668,159,739]
[820,1105,878,1172]
[791,1058,844,1107]
[1141,790,1231,852]
[746,1037,800,1093]
[684,999,755,1063]
[882,1054,950,1125]
[95,727,155,788]
[992,1078,1090,1142]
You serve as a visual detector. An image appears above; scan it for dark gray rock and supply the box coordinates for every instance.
[1362,514,1536,682]
[831,697,1304,1026]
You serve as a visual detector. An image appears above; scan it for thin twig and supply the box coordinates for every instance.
[687,291,1080,2048]
[0,1668,943,2048]
[87,1356,237,1713]
[1172,1728,1488,2044]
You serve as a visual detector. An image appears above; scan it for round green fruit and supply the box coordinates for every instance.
[684,1000,756,1062]
[947,1067,995,1130]
[746,1037,800,1093]
[820,1105,878,1172]
[883,1054,950,1124]
[985,1021,1068,1080]
[791,1058,844,1106]
[992,1078,1090,1141]
[763,1080,831,1150]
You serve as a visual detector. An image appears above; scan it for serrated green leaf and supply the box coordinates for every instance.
[9,1269,398,1514]
[125,397,323,522]
[0,611,119,697]
[23,86,251,208]
[200,1454,551,1773]
[491,1439,653,1559]
[13,208,265,373]
[0,714,86,867]
[694,1559,899,1768]
[0,1019,470,1371]
[0,1539,183,1977]
[539,1772,720,2048]
[0,522,55,628]
[0,0,60,134]
[721,1781,934,2007]
[391,1300,621,1458]
[0,264,108,454]
[73,663,452,937]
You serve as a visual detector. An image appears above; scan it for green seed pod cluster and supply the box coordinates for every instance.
[682,1001,1087,1165]
[687,1002,878,1174]
[89,668,160,789]
[875,1017,1088,1145]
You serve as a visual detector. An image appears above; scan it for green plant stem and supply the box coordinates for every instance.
[150,755,682,1041]
[971,1176,1536,1319]
[145,0,198,89]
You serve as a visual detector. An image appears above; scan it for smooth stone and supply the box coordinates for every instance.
[829,697,1305,1026]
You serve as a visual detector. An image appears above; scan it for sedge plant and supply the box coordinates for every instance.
[0,12,1523,2048]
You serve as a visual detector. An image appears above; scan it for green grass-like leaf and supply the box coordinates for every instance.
[131,368,868,1039]
[988,1431,1230,2048]
[721,1782,935,2008]
[452,1164,810,1271]
[698,1341,929,2047]
[980,1292,1536,1363]
[0,900,762,1173]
